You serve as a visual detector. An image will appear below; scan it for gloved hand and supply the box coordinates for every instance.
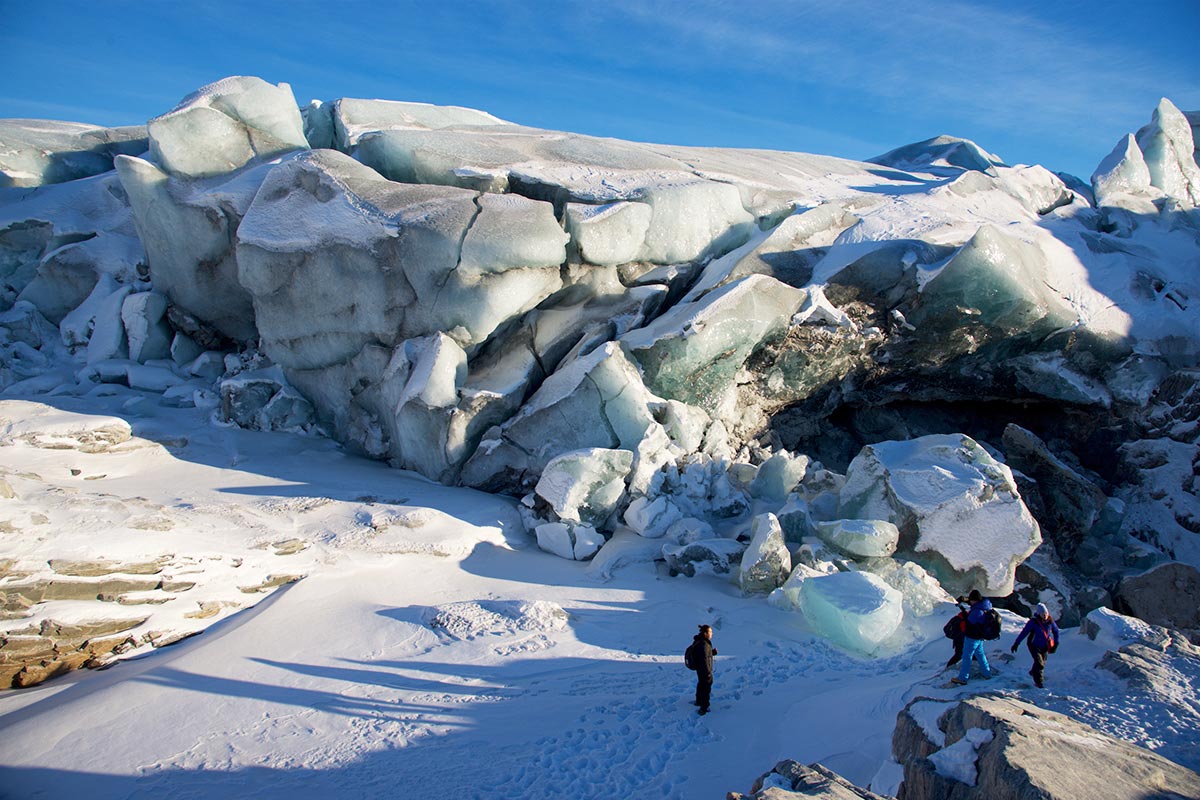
[1010,644,1018,653]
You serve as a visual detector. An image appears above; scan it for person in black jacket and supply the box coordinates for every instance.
[686,624,717,715]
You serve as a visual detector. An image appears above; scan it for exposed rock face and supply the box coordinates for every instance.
[1096,632,1200,750]
[1113,561,1200,635]
[1001,424,1107,562]
[893,695,1200,800]
[728,760,888,800]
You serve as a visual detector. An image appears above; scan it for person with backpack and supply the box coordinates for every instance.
[942,596,970,668]
[1010,602,1060,688]
[685,624,717,715]
[951,589,998,685]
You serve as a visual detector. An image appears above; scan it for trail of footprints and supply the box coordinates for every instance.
[488,640,833,799]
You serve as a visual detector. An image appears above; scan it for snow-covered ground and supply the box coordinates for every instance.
[1,396,1196,799]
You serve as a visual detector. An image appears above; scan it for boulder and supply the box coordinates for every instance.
[1081,606,1171,650]
[894,695,1200,800]
[1113,561,1200,634]
[662,538,746,578]
[220,366,315,431]
[534,521,604,561]
[534,448,632,529]
[728,760,889,800]
[624,495,683,539]
[739,513,792,594]
[121,291,173,363]
[838,434,1041,595]
[1097,635,1200,696]
[798,570,903,655]
[814,519,900,560]
[750,451,810,502]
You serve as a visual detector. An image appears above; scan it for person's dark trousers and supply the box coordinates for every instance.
[1028,644,1048,686]
[947,639,964,667]
[695,674,712,710]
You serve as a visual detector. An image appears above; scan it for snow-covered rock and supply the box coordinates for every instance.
[729,760,889,799]
[894,695,1200,800]
[1081,606,1171,650]
[662,538,746,578]
[838,434,1040,595]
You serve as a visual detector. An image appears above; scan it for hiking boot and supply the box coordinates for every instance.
[1034,678,1044,688]
[950,677,967,686]
[698,707,709,715]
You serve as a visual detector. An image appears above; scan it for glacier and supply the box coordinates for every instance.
[2,75,1200,661]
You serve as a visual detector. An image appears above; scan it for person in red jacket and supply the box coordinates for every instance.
[1011,602,1060,688]
[943,596,970,668]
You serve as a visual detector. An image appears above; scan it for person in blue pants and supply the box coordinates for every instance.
[951,589,993,685]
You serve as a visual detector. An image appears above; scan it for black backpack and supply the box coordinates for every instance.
[943,615,962,639]
[982,609,1002,640]
[684,642,698,670]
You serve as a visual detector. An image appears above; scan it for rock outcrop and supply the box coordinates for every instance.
[893,695,1200,799]
[728,760,889,800]
[1113,561,1200,636]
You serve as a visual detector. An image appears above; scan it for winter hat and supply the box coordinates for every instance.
[1034,603,1049,619]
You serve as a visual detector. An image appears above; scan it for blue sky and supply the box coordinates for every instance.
[2,0,1198,180]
